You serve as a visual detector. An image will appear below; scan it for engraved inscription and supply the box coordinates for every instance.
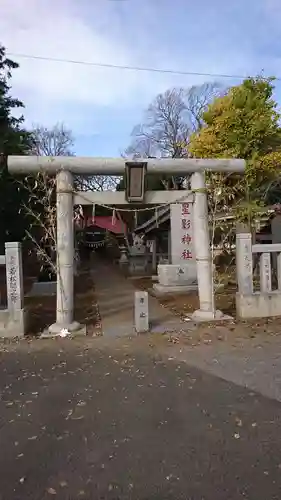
[8,255,18,305]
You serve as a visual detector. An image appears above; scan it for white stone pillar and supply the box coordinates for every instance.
[236,231,253,294]
[5,242,26,336]
[277,253,281,290]
[170,201,195,267]
[5,242,24,315]
[271,215,281,271]
[260,252,272,293]
[191,172,221,320]
[49,170,81,334]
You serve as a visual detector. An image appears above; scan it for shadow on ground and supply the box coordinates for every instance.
[24,268,99,335]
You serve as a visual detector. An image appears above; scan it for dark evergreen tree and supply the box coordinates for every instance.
[0,45,33,251]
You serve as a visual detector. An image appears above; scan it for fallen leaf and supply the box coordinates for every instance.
[19,477,25,484]
[47,487,57,495]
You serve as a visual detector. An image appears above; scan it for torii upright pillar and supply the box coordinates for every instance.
[191,171,217,320]
[48,170,82,334]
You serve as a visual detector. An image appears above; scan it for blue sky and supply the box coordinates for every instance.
[1,0,281,156]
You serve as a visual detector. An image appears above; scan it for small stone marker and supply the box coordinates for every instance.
[134,291,149,333]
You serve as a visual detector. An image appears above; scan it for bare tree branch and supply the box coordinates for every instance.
[122,82,223,191]
[74,175,121,192]
[31,123,74,156]
[126,82,223,159]
[185,82,223,132]
[30,123,119,192]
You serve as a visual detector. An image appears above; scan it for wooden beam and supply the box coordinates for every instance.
[8,156,246,175]
[74,190,193,206]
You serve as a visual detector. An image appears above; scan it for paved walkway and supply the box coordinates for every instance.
[91,259,188,337]
[165,331,281,403]
[1,337,281,500]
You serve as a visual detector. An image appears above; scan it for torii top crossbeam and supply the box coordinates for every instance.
[8,156,245,175]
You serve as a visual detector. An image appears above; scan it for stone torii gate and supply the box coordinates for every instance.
[8,156,245,334]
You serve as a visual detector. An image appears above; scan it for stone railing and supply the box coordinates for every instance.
[236,232,281,318]
[0,242,27,337]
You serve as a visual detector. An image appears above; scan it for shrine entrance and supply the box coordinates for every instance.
[78,190,195,291]
[8,156,245,334]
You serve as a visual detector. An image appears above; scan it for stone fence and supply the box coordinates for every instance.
[236,232,281,318]
[0,242,26,337]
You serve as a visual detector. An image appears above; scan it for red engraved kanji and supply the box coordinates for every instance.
[181,203,190,216]
[181,219,191,230]
[181,234,192,245]
[181,249,192,260]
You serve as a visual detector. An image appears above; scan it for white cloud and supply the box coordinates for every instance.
[1,1,137,100]
[0,0,267,133]
[1,0,164,128]
[0,0,205,129]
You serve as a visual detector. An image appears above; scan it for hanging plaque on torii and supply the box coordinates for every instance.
[125,161,147,203]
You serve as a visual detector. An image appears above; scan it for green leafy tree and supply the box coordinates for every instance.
[189,76,281,159]
[189,77,281,220]
[0,45,33,250]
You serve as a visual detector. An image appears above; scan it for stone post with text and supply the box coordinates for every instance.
[5,242,26,336]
